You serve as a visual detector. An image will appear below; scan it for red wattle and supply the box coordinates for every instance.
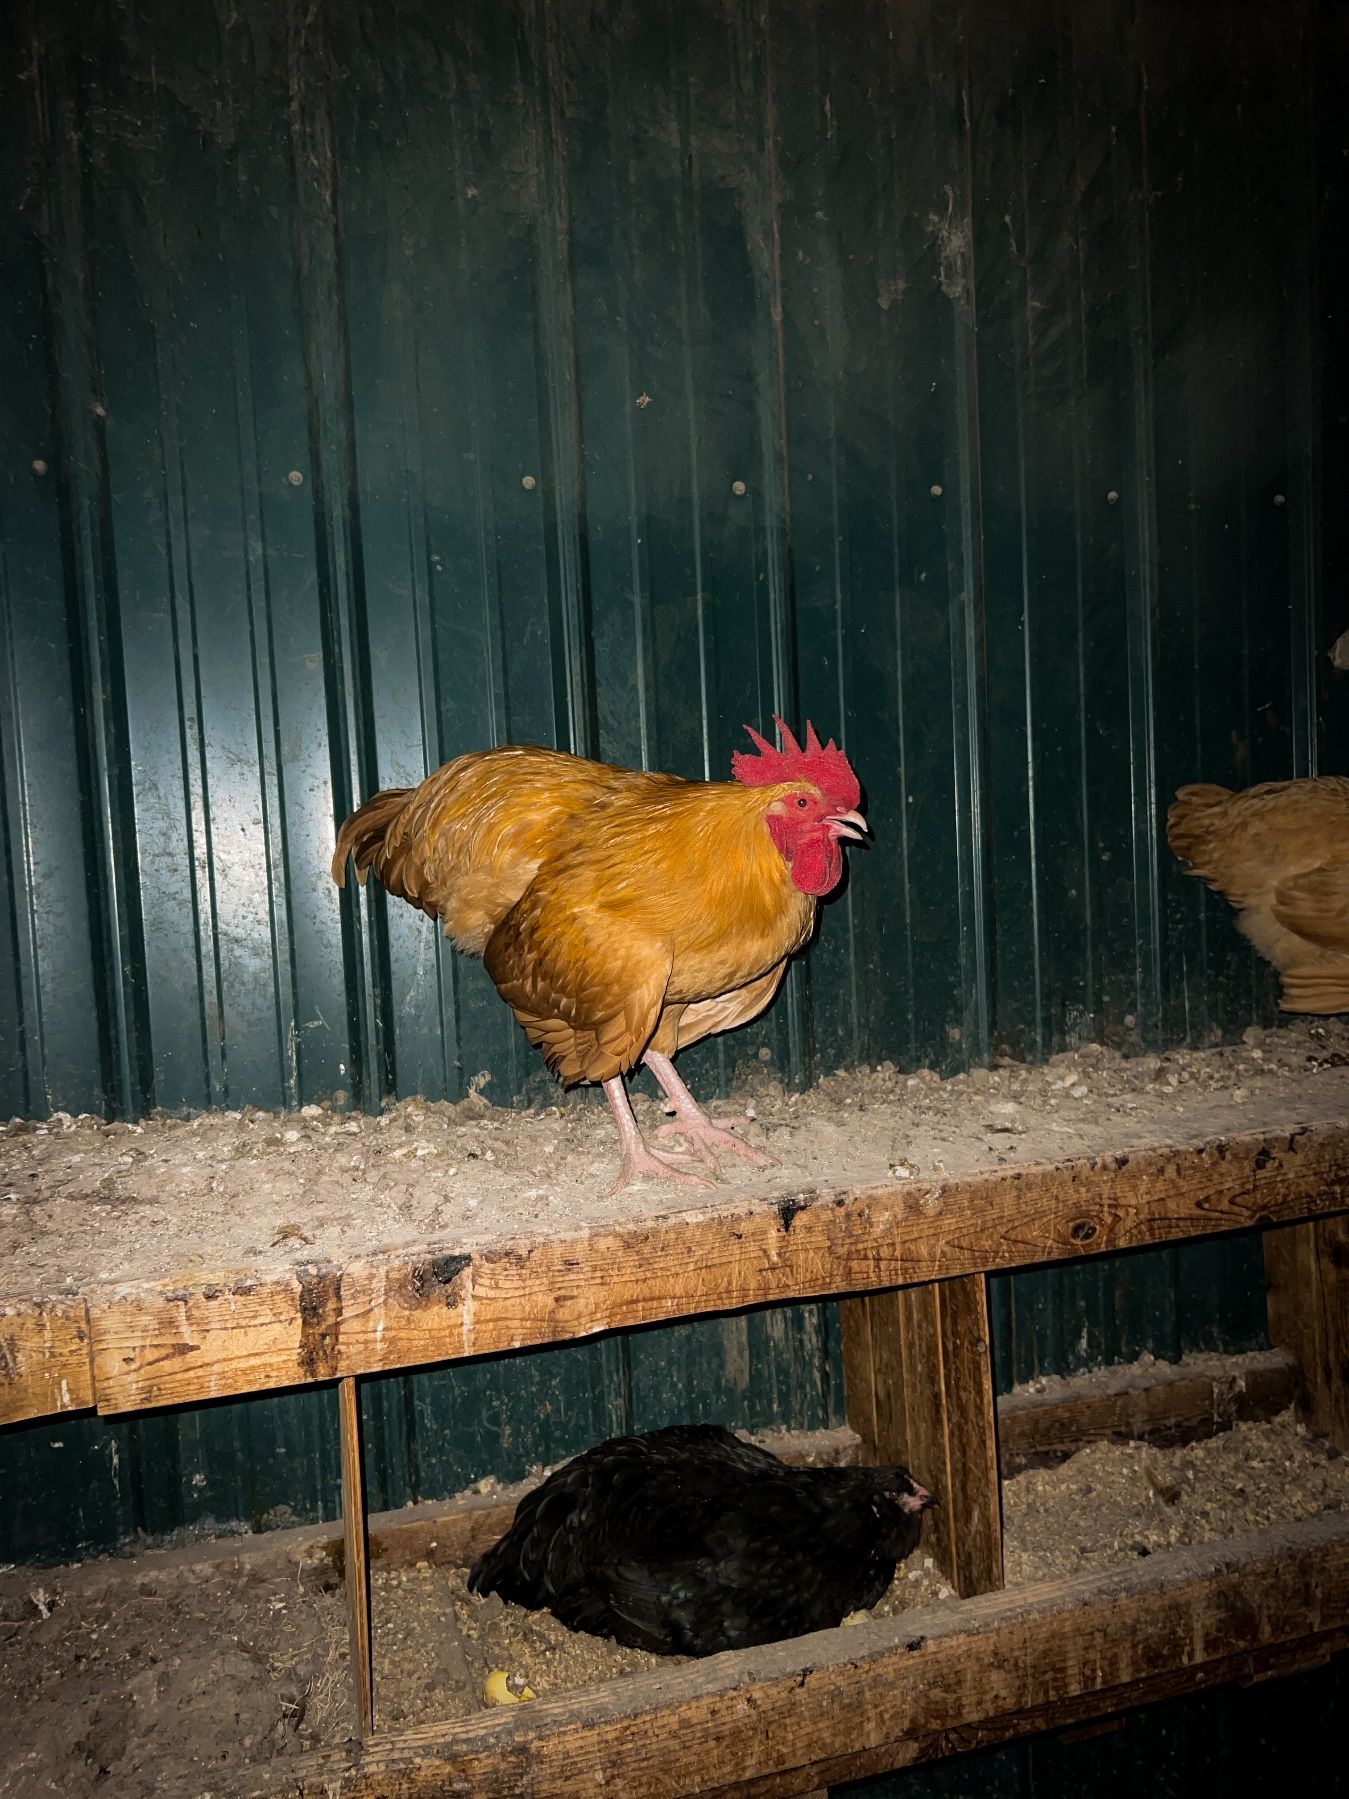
[788,835,842,897]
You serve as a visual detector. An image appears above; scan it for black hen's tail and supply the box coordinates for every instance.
[467,1534,535,1607]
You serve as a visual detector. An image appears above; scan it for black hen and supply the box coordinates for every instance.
[467,1423,936,1657]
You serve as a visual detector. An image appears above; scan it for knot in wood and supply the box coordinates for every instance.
[408,1253,471,1303]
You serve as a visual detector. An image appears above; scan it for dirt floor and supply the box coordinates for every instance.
[4,1017,1348,1300]
[0,1410,1344,1797]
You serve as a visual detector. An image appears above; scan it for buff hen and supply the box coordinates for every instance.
[1166,776,1349,1012]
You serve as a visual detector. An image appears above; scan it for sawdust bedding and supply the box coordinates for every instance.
[4,1018,1347,1300]
[1,1412,1344,1795]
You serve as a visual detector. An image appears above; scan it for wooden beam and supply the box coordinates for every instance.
[1265,1215,1349,1451]
[232,1510,1349,1799]
[841,1276,1002,1597]
[694,1633,1349,1798]
[0,1296,93,1425]
[76,1116,1349,1418]
[339,1376,375,1741]
[996,1348,1298,1471]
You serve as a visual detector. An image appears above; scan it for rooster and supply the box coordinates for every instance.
[331,721,866,1189]
[1166,776,1349,1012]
[468,1423,934,1655]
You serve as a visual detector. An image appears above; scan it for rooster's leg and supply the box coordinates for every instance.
[643,1051,776,1171]
[602,1077,716,1193]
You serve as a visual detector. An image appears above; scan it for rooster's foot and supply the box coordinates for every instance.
[608,1142,717,1195]
[655,1117,777,1172]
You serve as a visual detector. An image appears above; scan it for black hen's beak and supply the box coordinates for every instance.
[898,1481,938,1516]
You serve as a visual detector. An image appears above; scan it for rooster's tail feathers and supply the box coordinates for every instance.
[331,787,413,887]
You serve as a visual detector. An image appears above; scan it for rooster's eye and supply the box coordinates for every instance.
[796,796,809,810]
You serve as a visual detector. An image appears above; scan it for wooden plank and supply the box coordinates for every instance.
[0,1296,93,1424]
[996,1348,1298,1471]
[1265,1215,1349,1451]
[696,1633,1349,1799]
[841,1277,1002,1596]
[231,1509,1349,1798]
[837,1294,878,1448]
[339,1377,375,1741]
[79,1116,1349,1417]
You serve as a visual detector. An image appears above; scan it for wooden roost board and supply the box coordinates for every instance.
[3,1077,1347,1425]
[3,1063,1345,1795]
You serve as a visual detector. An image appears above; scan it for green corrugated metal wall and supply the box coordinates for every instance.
[0,0,1342,1584]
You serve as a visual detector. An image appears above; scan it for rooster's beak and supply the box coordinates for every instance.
[826,809,869,843]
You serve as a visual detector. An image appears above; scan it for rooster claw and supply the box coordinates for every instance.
[655,1118,777,1172]
[608,1144,717,1195]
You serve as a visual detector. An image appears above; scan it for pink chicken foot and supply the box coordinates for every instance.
[643,1050,777,1173]
[601,1055,778,1192]
[602,1077,716,1194]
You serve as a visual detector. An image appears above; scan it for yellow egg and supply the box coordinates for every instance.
[483,1668,535,1705]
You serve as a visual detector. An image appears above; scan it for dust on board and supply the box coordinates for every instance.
[3,1019,1347,1299]
[0,1411,1345,1795]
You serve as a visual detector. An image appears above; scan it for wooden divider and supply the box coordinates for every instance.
[233,1511,1349,1798]
[339,1376,375,1740]
[841,1275,1003,1597]
[1265,1214,1349,1452]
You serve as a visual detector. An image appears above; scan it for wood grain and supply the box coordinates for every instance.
[997,1348,1298,1470]
[694,1633,1349,1798]
[73,1118,1349,1418]
[841,1277,1002,1596]
[230,1509,1349,1798]
[339,1377,375,1740]
[0,1296,93,1425]
[1265,1215,1349,1450]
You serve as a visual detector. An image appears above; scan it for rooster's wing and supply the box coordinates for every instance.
[484,879,672,1086]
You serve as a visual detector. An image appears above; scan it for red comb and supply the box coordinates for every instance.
[730,717,861,812]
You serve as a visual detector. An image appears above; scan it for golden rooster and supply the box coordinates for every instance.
[331,721,867,1189]
[1166,776,1349,1013]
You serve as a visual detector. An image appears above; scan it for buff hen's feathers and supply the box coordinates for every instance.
[1166,776,1349,1013]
